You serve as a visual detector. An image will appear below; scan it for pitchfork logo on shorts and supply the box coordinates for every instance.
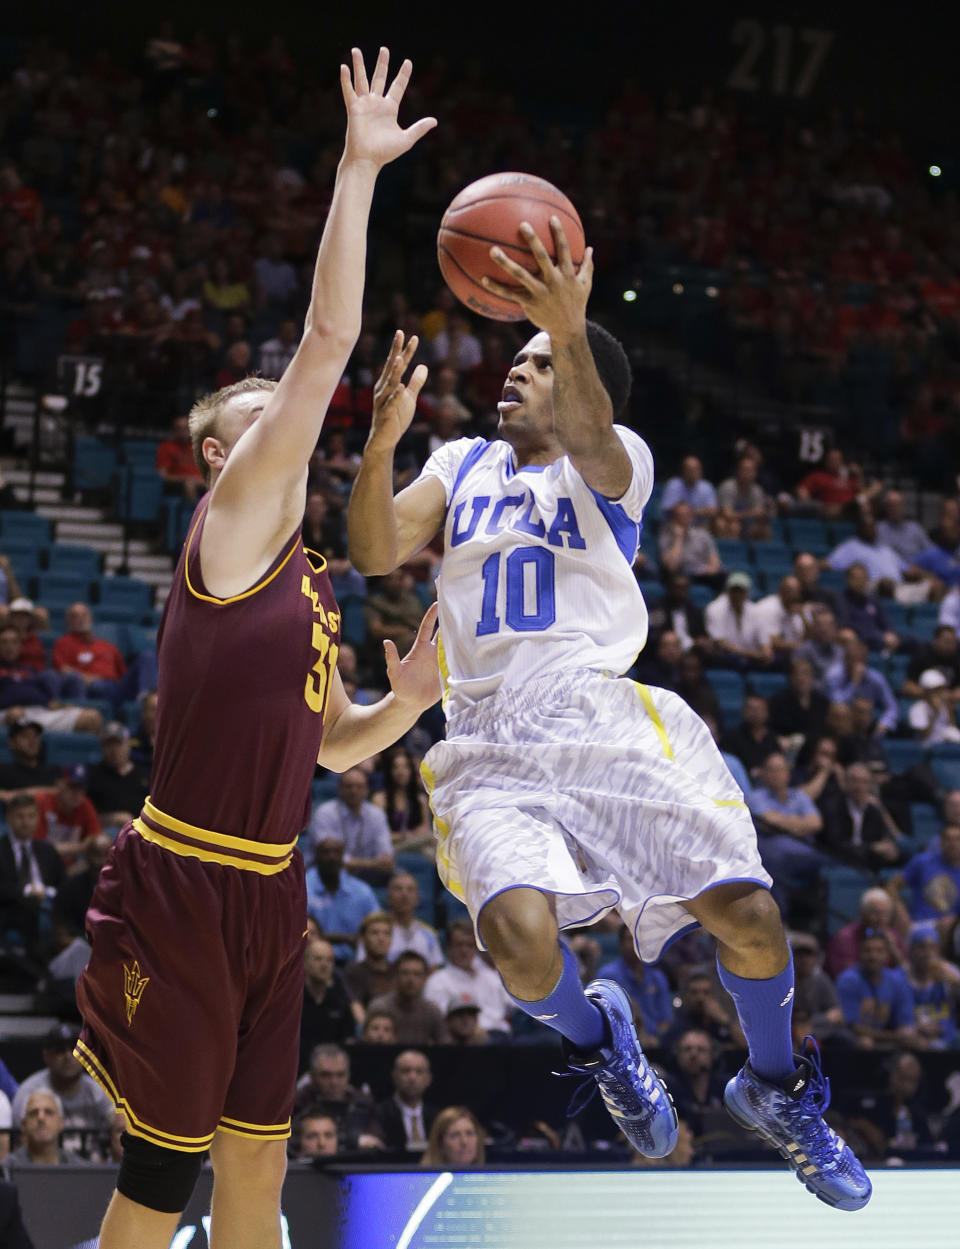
[123,961,150,1026]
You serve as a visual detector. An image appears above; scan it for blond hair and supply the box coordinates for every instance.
[421,1105,486,1168]
[187,376,277,483]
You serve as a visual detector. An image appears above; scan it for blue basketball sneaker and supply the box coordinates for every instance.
[558,978,678,1158]
[724,1037,871,1211]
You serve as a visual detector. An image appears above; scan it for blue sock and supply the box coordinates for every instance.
[507,942,607,1052]
[716,953,796,1082]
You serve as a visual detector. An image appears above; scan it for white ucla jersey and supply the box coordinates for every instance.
[417,426,654,717]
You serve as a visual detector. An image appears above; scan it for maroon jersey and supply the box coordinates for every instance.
[149,496,340,845]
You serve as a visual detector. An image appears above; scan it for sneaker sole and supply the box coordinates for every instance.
[724,1088,871,1212]
[587,980,679,1159]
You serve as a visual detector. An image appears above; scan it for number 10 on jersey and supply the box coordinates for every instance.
[476,548,556,635]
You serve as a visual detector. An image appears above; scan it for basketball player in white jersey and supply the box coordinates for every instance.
[347,220,869,1207]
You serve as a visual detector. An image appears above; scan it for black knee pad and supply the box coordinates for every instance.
[117,1131,204,1214]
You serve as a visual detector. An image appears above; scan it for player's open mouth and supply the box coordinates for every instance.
[498,385,523,413]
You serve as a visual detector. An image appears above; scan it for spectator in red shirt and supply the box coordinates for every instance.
[53,603,126,685]
[34,766,103,865]
[795,448,880,519]
[155,413,204,501]
[7,598,48,673]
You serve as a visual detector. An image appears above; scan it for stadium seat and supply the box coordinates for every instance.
[95,576,154,620]
[909,803,941,848]
[746,672,788,699]
[931,758,960,790]
[413,581,434,610]
[706,669,745,697]
[716,539,749,569]
[785,518,828,550]
[828,521,856,544]
[751,545,793,582]
[121,440,163,468]
[46,544,102,580]
[639,580,664,608]
[717,692,744,730]
[883,602,912,637]
[885,653,911,690]
[882,739,925,774]
[0,511,52,544]
[911,603,940,636]
[124,624,157,657]
[73,437,118,494]
[121,700,142,732]
[927,740,960,761]
[339,595,367,647]
[89,622,124,652]
[34,572,91,610]
[688,584,715,610]
[114,467,165,524]
[95,604,148,625]
[43,731,102,768]
[824,863,874,935]
[311,773,339,805]
[819,569,846,592]
[4,545,40,585]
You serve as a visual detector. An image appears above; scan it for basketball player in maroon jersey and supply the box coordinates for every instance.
[73,49,438,1249]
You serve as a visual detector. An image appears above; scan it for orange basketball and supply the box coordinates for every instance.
[437,172,585,322]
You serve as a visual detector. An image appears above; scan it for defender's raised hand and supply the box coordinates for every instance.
[482,217,594,345]
[369,330,428,450]
[385,603,441,710]
[341,47,437,170]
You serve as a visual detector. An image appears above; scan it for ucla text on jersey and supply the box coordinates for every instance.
[415,427,655,715]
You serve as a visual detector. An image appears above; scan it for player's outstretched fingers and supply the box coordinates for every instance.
[387,57,413,104]
[370,46,390,95]
[383,638,401,683]
[413,601,439,648]
[351,48,370,95]
[407,362,429,399]
[549,216,576,276]
[488,245,539,288]
[519,221,559,280]
[578,245,595,291]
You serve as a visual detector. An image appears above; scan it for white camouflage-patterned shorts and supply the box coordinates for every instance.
[421,668,772,963]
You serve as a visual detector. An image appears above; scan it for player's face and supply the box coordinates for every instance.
[497,331,555,443]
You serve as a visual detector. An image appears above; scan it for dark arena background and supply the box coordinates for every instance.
[1,2,960,1245]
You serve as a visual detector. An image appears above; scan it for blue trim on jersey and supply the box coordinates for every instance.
[588,487,641,564]
[449,441,491,507]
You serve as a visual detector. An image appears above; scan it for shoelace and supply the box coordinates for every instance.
[553,1053,647,1121]
[781,1037,840,1163]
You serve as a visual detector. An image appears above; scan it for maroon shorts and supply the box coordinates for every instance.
[75,808,307,1153]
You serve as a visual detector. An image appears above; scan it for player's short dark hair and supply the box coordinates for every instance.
[585,319,632,419]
